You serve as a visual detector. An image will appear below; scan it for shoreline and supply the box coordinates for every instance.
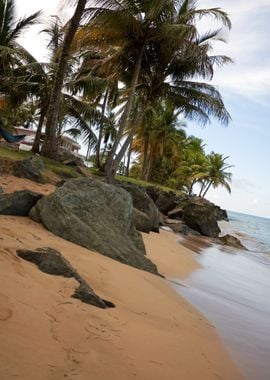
[0,176,242,379]
[0,225,242,379]
[177,221,270,380]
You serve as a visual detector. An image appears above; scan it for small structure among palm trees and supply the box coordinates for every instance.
[59,135,81,154]
[1,127,82,155]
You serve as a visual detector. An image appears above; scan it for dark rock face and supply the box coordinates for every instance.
[155,192,181,215]
[14,156,45,183]
[0,190,42,216]
[215,206,229,221]
[145,186,160,203]
[17,247,114,308]
[167,206,184,220]
[164,218,185,234]
[132,208,153,233]
[218,234,248,250]
[0,186,3,194]
[182,197,221,238]
[29,178,158,275]
[145,187,186,216]
[58,147,85,167]
[119,182,160,233]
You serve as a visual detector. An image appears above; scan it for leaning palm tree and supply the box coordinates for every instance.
[76,0,232,181]
[21,16,109,154]
[74,0,189,180]
[42,0,87,159]
[200,152,233,198]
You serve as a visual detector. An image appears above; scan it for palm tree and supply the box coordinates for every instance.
[17,15,109,154]
[0,0,41,116]
[78,0,232,181]
[0,0,40,48]
[41,0,87,159]
[172,136,207,195]
[75,0,189,180]
[200,152,233,197]
[133,102,185,181]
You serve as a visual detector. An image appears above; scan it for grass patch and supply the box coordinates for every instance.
[41,157,79,179]
[0,146,32,160]
[117,175,184,195]
[0,146,79,179]
[0,147,182,192]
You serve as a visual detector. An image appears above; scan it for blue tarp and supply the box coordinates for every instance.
[0,126,26,143]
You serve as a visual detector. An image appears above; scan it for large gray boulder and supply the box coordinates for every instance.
[182,197,221,238]
[0,190,42,216]
[14,156,45,183]
[29,178,158,275]
[119,182,160,233]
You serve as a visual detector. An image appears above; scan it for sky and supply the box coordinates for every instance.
[15,0,270,218]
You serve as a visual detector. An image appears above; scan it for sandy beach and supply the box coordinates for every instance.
[0,176,242,380]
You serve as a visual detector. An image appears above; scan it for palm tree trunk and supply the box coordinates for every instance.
[188,179,196,197]
[140,134,149,180]
[105,113,143,182]
[145,142,158,182]
[104,45,144,181]
[199,180,206,197]
[32,106,46,154]
[41,0,86,159]
[86,140,91,160]
[202,181,212,198]
[96,89,108,168]
[125,135,133,176]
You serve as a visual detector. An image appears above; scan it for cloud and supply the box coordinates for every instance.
[232,178,257,192]
[197,0,270,106]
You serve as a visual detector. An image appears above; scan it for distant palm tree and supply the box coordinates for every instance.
[200,152,233,197]
[133,102,185,181]
[175,137,207,195]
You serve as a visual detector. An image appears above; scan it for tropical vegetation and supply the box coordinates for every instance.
[0,0,234,196]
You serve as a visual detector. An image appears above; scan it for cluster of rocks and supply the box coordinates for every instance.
[0,152,87,185]
[0,152,248,311]
[116,183,246,251]
[117,183,227,239]
[0,174,246,287]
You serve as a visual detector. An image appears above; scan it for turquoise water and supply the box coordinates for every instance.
[174,211,270,380]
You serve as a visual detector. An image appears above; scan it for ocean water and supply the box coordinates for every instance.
[222,210,270,257]
[174,211,270,380]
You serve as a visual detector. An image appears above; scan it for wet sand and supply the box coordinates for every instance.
[174,240,270,380]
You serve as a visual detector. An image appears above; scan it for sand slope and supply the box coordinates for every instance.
[0,216,242,380]
[0,176,242,379]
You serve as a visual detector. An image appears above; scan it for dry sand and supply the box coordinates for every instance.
[0,174,55,195]
[0,177,243,380]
